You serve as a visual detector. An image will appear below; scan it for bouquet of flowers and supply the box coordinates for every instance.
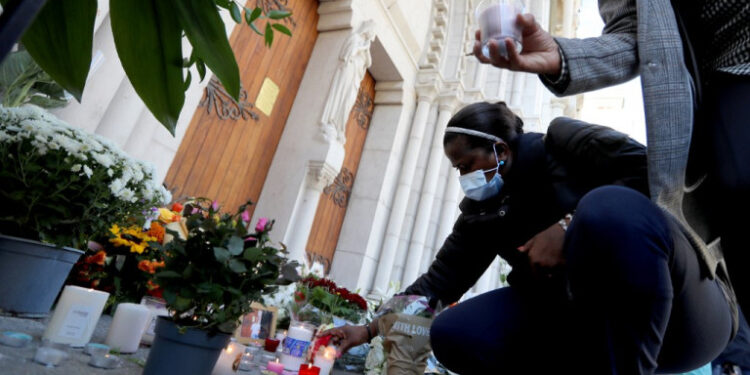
[290,276,368,326]
[152,198,299,333]
[0,105,170,249]
[66,203,184,308]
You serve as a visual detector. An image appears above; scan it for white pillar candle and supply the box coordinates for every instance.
[42,286,109,347]
[314,345,337,375]
[279,321,315,370]
[212,340,245,375]
[104,303,150,353]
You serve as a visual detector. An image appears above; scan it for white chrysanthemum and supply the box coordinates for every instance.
[71,164,82,173]
[82,165,93,178]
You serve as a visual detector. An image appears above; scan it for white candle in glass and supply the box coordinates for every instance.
[104,303,150,353]
[279,321,315,370]
[314,346,337,375]
[42,286,109,347]
[139,296,169,345]
[212,340,245,375]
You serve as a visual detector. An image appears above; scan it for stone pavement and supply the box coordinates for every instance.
[0,315,361,375]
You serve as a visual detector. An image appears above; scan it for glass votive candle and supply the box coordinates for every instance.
[0,331,32,348]
[264,338,280,352]
[84,342,110,356]
[88,353,122,369]
[238,347,256,371]
[34,341,69,367]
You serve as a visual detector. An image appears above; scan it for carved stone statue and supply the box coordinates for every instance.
[320,20,376,144]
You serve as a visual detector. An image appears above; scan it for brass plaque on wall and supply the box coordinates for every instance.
[255,78,279,116]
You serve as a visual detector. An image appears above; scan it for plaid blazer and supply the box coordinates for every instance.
[542,0,738,330]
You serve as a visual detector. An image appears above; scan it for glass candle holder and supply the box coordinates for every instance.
[0,331,32,348]
[84,342,110,356]
[34,340,69,367]
[475,0,525,58]
[88,353,122,369]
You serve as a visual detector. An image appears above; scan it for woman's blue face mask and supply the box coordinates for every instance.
[459,144,504,201]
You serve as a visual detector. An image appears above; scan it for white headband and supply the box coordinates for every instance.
[444,127,502,142]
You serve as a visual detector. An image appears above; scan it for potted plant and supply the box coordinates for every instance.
[0,105,170,315]
[142,199,298,375]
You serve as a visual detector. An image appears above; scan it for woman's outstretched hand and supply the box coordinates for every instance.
[316,324,370,354]
[473,13,562,76]
[518,222,566,279]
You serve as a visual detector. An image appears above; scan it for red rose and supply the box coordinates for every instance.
[294,291,306,302]
[171,202,184,213]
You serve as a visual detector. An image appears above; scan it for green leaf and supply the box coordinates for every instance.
[272,23,291,36]
[264,22,274,47]
[111,0,184,134]
[183,70,192,90]
[246,7,262,24]
[196,60,207,81]
[228,259,247,273]
[19,0,97,102]
[155,270,182,278]
[174,296,192,311]
[243,247,263,262]
[213,246,231,262]
[227,236,244,255]
[173,0,241,101]
[267,10,292,19]
[229,2,242,23]
[214,0,230,9]
[249,23,263,36]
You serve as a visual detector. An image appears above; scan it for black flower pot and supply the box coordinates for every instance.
[143,317,232,375]
[0,234,84,316]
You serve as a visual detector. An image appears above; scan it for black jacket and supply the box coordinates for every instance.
[403,117,648,306]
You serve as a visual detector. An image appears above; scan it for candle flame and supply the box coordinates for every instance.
[275,358,280,364]
[324,346,336,360]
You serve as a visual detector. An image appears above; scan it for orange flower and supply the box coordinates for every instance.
[171,202,184,213]
[138,259,152,273]
[85,250,107,266]
[147,222,166,244]
[138,259,166,274]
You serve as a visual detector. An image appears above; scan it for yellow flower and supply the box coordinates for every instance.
[109,224,121,236]
[130,243,146,254]
[159,208,176,223]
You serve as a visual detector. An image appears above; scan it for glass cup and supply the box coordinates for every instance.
[475,0,525,59]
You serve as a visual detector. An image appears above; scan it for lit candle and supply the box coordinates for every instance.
[279,321,315,370]
[314,346,336,375]
[266,358,285,374]
[264,337,280,352]
[88,353,122,369]
[42,286,109,347]
[298,363,321,375]
[212,340,245,375]
[104,303,150,353]
[84,343,110,357]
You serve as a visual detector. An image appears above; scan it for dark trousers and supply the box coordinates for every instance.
[430,186,732,374]
[706,74,750,324]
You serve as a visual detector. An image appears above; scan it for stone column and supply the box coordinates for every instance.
[370,73,440,297]
[283,160,339,262]
[401,85,462,287]
[421,167,460,273]
[509,72,525,108]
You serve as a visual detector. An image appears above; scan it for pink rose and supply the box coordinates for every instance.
[241,210,250,223]
[255,217,269,233]
[211,200,219,211]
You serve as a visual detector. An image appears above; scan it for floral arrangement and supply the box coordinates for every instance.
[0,106,170,249]
[67,203,184,307]
[153,198,299,333]
[291,276,368,325]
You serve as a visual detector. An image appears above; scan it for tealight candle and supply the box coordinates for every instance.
[42,286,109,347]
[84,343,110,356]
[88,353,122,369]
[0,331,32,348]
[314,346,336,375]
[279,321,315,370]
[34,343,69,367]
[267,358,285,374]
[299,363,321,375]
[105,303,150,353]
